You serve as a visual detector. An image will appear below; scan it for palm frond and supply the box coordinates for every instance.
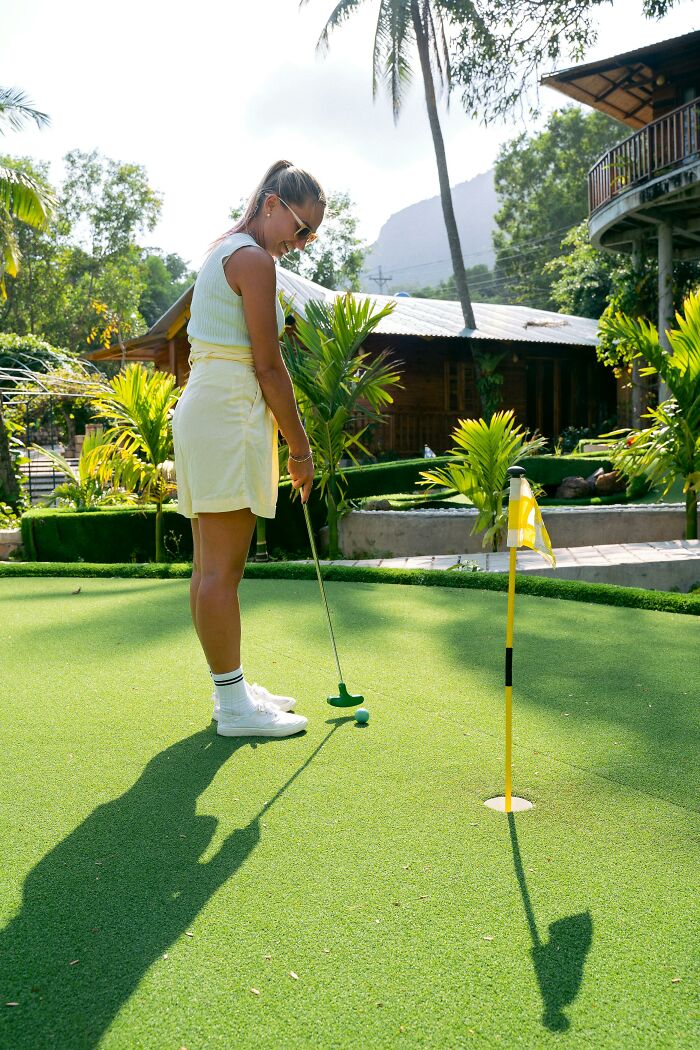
[420,410,546,549]
[371,0,414,118]
[0,164,55,228]
[90,364,181,469]
[0,208,20,296]
[0,87,50,134]
[310,0,369,54]
[29,444,79,485]
[422,1,452,100]
[282,293,401,525]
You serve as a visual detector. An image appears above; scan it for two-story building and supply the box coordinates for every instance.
[543,29,700,410]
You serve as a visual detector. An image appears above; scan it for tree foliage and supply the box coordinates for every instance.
[0,150,163,352]
[492,107,625,309]
[600,291,700,539]
[446,0,680,124]
[139,252,195,328]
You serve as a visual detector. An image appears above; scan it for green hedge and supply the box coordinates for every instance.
[269,454,614,549]
[19,454,616,563]
[2,559,698,615]
[337,453,613,493]
[20,506,194,563]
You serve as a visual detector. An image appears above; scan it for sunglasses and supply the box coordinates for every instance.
[278,197,318,244]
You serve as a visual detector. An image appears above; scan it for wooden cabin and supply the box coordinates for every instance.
[88,269,615,455]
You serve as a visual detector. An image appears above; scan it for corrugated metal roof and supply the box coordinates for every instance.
[92,265,598,360]
[277,269,599,346]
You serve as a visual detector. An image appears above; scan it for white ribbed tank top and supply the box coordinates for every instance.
[187,232,285,346]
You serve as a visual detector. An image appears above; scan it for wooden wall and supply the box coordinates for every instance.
[363,334,617,455]
[154,327,617,456]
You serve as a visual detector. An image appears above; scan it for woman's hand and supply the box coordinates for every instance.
[288,450,314,504]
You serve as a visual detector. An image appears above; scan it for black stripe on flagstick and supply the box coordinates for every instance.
[505,648,513,687]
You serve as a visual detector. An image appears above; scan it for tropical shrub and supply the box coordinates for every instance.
[33,429,138,511]
[83,363,181,561]
[281,293,402,557]
[599,290,700,539]
[420,409,546,550]
[0,500,20,527]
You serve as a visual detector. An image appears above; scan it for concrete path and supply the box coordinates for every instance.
[305,540,700,592]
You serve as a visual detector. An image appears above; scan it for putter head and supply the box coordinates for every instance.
[327,682,364,708]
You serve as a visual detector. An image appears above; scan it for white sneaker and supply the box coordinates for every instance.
[217,701,308,738]
[212,682,296,721]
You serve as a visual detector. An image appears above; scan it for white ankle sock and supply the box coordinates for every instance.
[211,667,255,716]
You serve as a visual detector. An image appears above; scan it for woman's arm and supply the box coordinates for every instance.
[224,247,314,501]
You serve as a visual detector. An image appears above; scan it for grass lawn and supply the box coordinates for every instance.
[1,576,698,1049]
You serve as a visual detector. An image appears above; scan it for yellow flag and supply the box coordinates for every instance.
[507,476,556,566]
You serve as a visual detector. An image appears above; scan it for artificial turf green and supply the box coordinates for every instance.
[1,577,698,1049]
[2,560,699,616]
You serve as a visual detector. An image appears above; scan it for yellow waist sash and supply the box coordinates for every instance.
[188,338,253,367]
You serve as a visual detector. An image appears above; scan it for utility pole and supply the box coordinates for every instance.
[368,266,393,294]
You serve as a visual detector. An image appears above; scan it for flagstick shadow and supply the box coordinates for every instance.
[0,719,349,1050]
[507,814,593,1033]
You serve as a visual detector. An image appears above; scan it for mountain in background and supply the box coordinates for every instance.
[359,169,497,293]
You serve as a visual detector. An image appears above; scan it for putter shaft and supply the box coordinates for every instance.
[303,501,344,683]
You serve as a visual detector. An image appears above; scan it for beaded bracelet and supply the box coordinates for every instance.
[288,449,313,464]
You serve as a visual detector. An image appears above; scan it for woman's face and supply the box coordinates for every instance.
[263,194,325,260]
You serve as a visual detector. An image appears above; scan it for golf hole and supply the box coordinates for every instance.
[484,796,533,812]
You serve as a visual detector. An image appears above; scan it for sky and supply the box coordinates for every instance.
[1,0,698,270]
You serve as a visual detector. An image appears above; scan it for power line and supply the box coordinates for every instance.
[365,221,579,281]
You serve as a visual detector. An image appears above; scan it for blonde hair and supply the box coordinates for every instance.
[215,160,326,247]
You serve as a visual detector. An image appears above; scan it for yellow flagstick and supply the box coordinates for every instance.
[503,464,524,814]
[504,544,517,813]
[486,464,554,814]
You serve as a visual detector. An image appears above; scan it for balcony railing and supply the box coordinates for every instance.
[588,97,700,213]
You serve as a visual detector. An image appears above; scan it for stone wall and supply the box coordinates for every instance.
[337,504,688,559]
[0,528,22,560]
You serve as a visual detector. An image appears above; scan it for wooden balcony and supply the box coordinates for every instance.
[589,98,700,213]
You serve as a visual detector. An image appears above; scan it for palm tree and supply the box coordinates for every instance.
[0,87,55,298]
[303,0,477,332]
[600,291,700,540]
[282,294,402,557]
[84,364,182,562]
[420,409,546,551]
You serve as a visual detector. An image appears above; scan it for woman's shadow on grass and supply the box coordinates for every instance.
[508,814,593,1033]
[0,720,348,1049]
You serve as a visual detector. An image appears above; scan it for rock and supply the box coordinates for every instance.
[594,470,627,495]
[363,498,393,510]
[555,476,592,499]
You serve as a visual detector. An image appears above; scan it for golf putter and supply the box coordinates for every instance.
[302,500,364,708]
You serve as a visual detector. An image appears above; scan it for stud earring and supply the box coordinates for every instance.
[266,212,271,217]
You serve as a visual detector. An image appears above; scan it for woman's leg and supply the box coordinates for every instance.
[189,518,202,640]
[195,508,256,674]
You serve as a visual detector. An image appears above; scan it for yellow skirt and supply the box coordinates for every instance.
[172,340,279,519]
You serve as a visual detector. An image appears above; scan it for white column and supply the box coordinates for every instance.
[631,241,643,427]
[657,222,673,403]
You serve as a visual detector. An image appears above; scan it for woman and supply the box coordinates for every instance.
[172,160,325,738]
